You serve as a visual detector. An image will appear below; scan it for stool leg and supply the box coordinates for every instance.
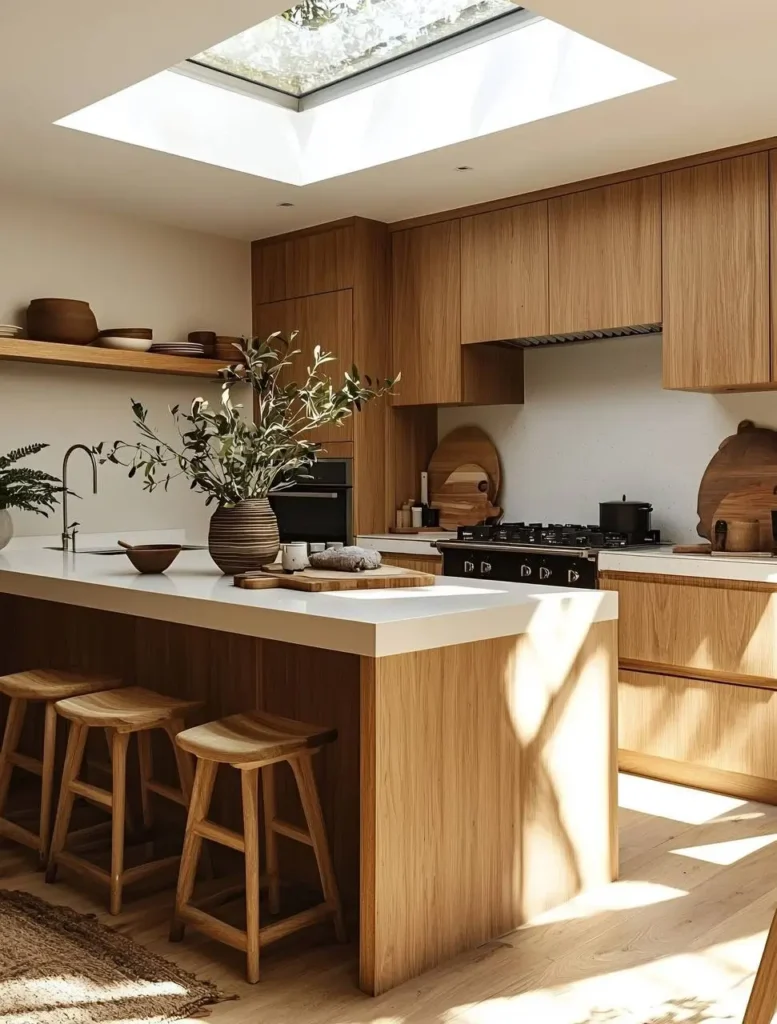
[261,763,280,914]
[38,702,58,866]
[137,731,154,832]
[109,730,130,915]
[291,755,346,943]
[46,722,88,883]
[170,758,216,943]
[744,907,777,1023]
[0,698,26,817]
[241,767,261,984]
[165,720,212,880]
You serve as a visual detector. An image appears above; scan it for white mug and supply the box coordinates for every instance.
[281,541,308,572]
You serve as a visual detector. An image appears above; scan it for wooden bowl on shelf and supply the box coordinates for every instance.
[27,298,98,345]
[215,336,244,362]
[98,328,153,340]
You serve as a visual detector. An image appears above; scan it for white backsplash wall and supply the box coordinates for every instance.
[439,335,777,545]
[0,189,251,538]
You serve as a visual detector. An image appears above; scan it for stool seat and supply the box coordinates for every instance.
[55,686,200,732]
[175,710,337,765]
[0,669,120,702]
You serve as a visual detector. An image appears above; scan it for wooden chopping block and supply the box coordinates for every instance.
[255,564,436,591]
[711,484,777,551]
[433,463,492,530]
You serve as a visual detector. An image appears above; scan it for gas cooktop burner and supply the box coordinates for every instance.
[453,522,661,549]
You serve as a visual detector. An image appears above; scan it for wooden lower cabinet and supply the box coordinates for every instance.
[602,569,777,803]
[619,669,777,800]
[380,553,442,575]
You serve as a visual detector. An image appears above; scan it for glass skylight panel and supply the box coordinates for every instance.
[191,0,523,98]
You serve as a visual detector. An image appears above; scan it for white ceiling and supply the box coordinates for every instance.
[3,0,777,240]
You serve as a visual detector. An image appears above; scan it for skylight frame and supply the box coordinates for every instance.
[178,5,539,113]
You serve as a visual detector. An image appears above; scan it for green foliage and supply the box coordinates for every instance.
[0,443,65,516]
[280,1,353,28]
[97,334,398,508]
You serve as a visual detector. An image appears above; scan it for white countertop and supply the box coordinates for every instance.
[599,547,777,584]
[357,533,448,556]
[0,535,617,658]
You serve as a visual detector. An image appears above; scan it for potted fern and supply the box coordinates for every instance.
[0,444,66,550]
[98,334,397,574]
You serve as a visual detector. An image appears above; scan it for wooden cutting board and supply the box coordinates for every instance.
[697,420,777,540]
[428,426,501,503]
[235,564,436,591]
[433,463,499,529]
[711,484,777,551]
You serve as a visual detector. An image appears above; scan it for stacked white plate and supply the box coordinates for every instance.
[0,325,23,338]
[150,342,205,358]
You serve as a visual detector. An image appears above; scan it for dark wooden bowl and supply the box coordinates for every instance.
[124,544,181,574]
[28,298,98,345]
[98,328,153,340]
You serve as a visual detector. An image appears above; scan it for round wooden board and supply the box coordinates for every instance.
[428,426,500,503]
[697,420,777,540]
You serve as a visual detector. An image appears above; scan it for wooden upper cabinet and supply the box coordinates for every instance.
[461,202,549,343]
[663,154,770,391]
[391,221,462,406]
[252,225,354,304]
[255,290,354,443]
[548,177,661,334]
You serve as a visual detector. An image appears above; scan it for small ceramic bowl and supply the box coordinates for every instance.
[96,335,153,352]
[124,544,181,573]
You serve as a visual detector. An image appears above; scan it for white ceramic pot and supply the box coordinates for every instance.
[0,509,13,551]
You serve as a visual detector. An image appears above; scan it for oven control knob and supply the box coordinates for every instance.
[520,564,532,577]
[539,567,551,580]
[464,560,475,574]
[568,569,580,583]
[480,561,492,574]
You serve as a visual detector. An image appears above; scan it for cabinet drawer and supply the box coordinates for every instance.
[620,669,777,780]
[381,553,442,575]
[600,575,777,681]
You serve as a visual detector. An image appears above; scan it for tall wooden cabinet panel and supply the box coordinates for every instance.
[548,177,661,334]
[663,154,770,391]
[391,220,461,406]
[253,225,354,304]
[461,203,549,343]
[256,291,354,444]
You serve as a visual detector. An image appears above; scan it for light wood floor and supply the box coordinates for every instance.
[2,773,776,1024]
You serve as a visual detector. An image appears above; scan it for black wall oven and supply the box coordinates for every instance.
[268,459,352,546]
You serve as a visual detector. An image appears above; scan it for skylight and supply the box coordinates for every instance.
[190,0,525,100]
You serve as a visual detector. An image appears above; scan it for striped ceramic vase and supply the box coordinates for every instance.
[208,498,280,575]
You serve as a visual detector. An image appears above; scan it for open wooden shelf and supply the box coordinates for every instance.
[0,338,227,379]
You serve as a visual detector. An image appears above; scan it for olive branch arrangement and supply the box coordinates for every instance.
[96,333,398,506]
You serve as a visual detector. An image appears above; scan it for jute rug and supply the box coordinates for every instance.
[0,889,229,1023]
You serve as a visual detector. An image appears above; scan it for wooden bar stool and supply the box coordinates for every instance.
[170,710,346,984]
[45,686,201,914]
[0,669,121,864]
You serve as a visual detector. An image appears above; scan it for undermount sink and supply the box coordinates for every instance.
[44,545,206,555]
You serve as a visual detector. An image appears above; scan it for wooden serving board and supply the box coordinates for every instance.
[428,426,501,503]
[235,564,436,592]
[697,420,777,540]
[711,484,777,551]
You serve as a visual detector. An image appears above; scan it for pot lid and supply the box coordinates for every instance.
[600,495,652,507]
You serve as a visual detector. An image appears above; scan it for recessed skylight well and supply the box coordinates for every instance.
[56,4,674,185]
[189,0,531,106]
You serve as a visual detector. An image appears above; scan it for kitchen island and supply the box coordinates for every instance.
[0,539,618,995]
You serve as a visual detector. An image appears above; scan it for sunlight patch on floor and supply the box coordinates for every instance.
[618,773,747,825]
[670,832,777,866]
[0,975,188,1017]
[521,880,688,928]
[444,932,765,1024]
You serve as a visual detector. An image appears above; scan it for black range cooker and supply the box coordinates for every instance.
[436,522,662,590]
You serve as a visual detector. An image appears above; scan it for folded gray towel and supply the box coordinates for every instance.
[308,546,383,572]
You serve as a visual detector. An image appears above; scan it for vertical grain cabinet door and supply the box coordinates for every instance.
[663,154,770,390]
[252,226,354,304]
[461,202,549,343]
[256,290,354,444]
[548,177,662,335]
[391,221,461,406]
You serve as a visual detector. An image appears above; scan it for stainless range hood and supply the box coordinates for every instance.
[500,322,662,348]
